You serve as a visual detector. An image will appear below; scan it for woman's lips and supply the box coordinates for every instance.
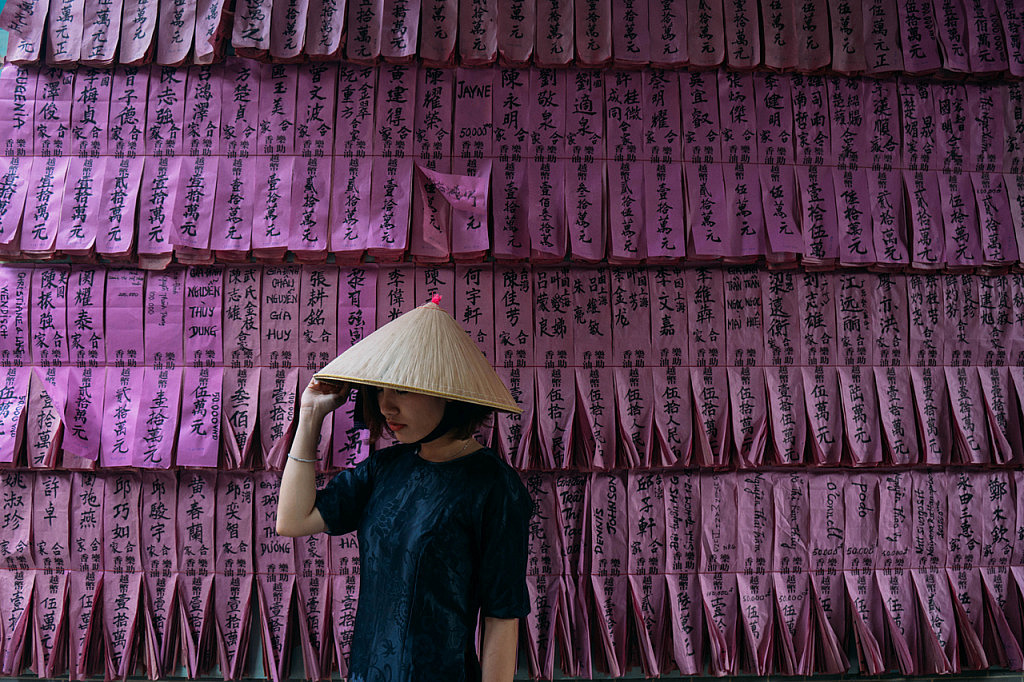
[388,422,404,431]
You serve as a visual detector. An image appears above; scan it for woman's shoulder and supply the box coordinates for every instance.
[468,448,532,507]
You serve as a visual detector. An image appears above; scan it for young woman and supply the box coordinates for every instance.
[276,299,531,682]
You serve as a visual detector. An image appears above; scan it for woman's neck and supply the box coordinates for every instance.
[418,436,479,462]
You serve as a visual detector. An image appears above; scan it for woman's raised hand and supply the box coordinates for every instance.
[300,378,351,421]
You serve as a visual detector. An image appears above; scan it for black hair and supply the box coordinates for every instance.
[357,385,494,443]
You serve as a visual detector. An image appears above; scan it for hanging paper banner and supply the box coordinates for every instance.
[574,0,611,66]
[176,267,224,468]
[98,67,148,259]
[304,0,345,59]
[368,64,417,259]
[862,0,902,73]
[735,471,774,674]
[754,72,801,260]
[978,275,1013,366]
[908,470,957,672]
[136,269,184,469]
[871,275,918,464]
[864,79,908,267]
[570,268,614,469]
[806,473,848,674]
[796,0,829,68]
[118,0,158,64]
[213,59,259,257]
[528,69,568,262]
[31,472,71,677]
[944,273,983,368]
[332,265,376,468]
[827,0,865,71]
[269,0,309,60]
[829,76,873,265]
[834,274,882,465]
[610,0,648,66]
[329,531,359,680]
[420,0,456,64]
[47,0,85,64]
[458,0,496,63]
[533,267,574,469]
[610,268,653,467]
[698,472,738,676]
[373,263,414,440]
[380,0,421,60]
[492,68,530,261]
[101,472,143,679]
[589,472,628,675]
[494,265,534,466]
[718,71,766,259]
[650,266,691,467]
[177,470,217,676]
[799,272,842,464]
[972,172,1018,266]
[214,473,255,680]
[762,0,796,69]
[553,472,589,677]
[69,472,104,679]
[0,266,30,465]
[686,0,724,66]
[62,268,106,463]
[998,0,1024,76]
[297,266,338,466]
[252,64,297,259]
[411,68,455,263]
[946,471,993,670]
[451,69,493,260]
[761,271,806,465]
[293,473,331,680]
[0,2,47,62]
[0,64,34,247]
[642,70,684,262]
[791,75,838,267]
[232,0,272,55]
[566,69,605,263]
[22,68,73,257]
[875,472,918,674]
[682,71,727,259]
[193,0,230,63]
[521,473,561,679]
[414,264,453,310]
[686,268,729,467]
[966,83,1004,174]
[662,472,702,673]
[222,266,261,469]
[138,66,186,269]
[934,0,970,73]
[156,0,195,64]
[897,0,942,73]
[497,0,534,62]
[723,0,758,68]
[292,63,338,260]
[345,0,383,62]
[626,472,666,676]
[254,472,297,682]
[724,267,766,467]
[455,264,495,442]
[260,266,300,469]
[979,470,1023,670]
[331,65,376,262]
[606,71,645,263]
[0,471,33,676]
[981,366,1024,465]
[842,473,886,674]
[649,0,687,65]
[139,471,179,679]
[28,267,70,470]
[171,65,222,258]
[535,0,573,65]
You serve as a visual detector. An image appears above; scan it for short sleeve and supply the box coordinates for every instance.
[477,469,533,619]
[314,456,376,535]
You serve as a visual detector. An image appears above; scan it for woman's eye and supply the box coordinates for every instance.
[395,390,407,395]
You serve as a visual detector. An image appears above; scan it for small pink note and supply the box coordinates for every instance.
[650,266,691,467]
[171,66,222,254]
[862,0,903,74]
[176,267,224,468]
[0,471,33,675]
[422,0,457,65]
[410,69,456,264]
[380,0,421,60]
[253,64,297,258]
[194,0,230,63]
[101,472,143,678]
[0,2,47,62]
[724,267,766,467]
[269,0,309,60]
[605,71,646,263]
[450,70,494,261]
[897,0,942,74]
[119,0,158,64]
[589,473,629,675]
[63,268,106,462]
[574,0,610,65]
[611,0,649,66]
[222,266,261,468]
[807,473,848,673]
[662,472,702,673]
[0,266,31,465]
[610,268,654,467]
[69,472,104,678]
[650,0,687,66]
[686,268,730,467]
[254,472,297,682]
[299,266,339,466]
[47,0,85,63]
[535,0,573,65]
[698,472,738,675]
[723,0,758,68]
[626,471,666,675]
[735,471,774,674]
[497,0,534,63]
[368,64,417,260]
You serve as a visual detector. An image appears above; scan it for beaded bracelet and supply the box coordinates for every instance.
[287,453,318,463]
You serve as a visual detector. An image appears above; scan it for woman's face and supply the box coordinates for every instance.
[376,388,447,443]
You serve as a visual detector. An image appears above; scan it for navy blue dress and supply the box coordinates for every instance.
[315,444,532,682]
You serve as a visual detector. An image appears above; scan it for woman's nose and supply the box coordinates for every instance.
[378,389,397,415]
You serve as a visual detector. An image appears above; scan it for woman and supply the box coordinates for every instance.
[276,298,532,682]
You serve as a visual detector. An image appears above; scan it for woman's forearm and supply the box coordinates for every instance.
[481,617,519,682]
[276,407,328,537]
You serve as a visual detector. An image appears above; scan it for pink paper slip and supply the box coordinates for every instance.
[642,70,684,262]
[0,64,34,246]
[213,59,260,256]
[299,267,339,466]
[686,0,724,66]
[610,0,648,66]
[566,69,606,263]
[735,472,775,674]
[535,0,573,66]
[763,0,796,69]
[101,473,143,679]
[254,472,298,682]
[304,0,345,59]
[723,0,758,68]
[862,0,902,74]
[698,473,738,676]
[718,71,766,259]
[574,0,611,66]
[754,73,802,259]
[589,473,629,676]
[367,64,417,259]
[214,473,255,680]
[329,533,359,679]
[100,278,145,466]
[176,267,224,468]
[493,265,534,467]
[0,471,33,676]
[232,0,272,55]
[610,268,654,467]
[380,0,421,61]
[194,0,230,63]
[0,266,31,465]
[177,470,216,676]
[570,268,615,469]
[139,471,179,678]
[533,267,574,468]
[626,472,667,676]
[492,68,530,261]
[972,172,1019,267]
[63,268,106,461]
[345,0,383,62]
[156,0,195,64]
[662,472,702,673]
[260,266,301,469]
[119,0,158,64]
[331,65,376,261]
[650,266,692,467]
[650,0,687,66]
[896,0,942,74]
[681,71,726,260]
[522,473,562,679]
[724,267,766,467]
[828,0,865,71]
[842,474,886,674]
[223,266,261,469]
[497,0,534,63]
[875,472,919,674]
[332,265,376,468]
[269,0,309,60]
[253,64,297,259]
[30,267,70,467]
[527,69,568,262]
[47,0,85,63]
[458,0,496,64]
[450,70,494,261]
[294,475,331,680]
[410,68,455,264]
[31,472,72,677]
[835,273,873,367]
[292,63,338,260]
[807,473,849,673]
[686,268,730,467]
[0,2,47,62]
[997,0,1024,76]
[69,472,104,679]
[606,71,644,263]
[419,0,456,65]
[136,269,185,469]
[796,167,839,268]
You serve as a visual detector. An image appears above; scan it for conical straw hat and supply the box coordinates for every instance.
[315,298,522,413]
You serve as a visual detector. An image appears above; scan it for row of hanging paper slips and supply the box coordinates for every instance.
[2,263,1024,470]
[2,0,1023,76]
[0,468,1022,679]
[3,61,1024,269]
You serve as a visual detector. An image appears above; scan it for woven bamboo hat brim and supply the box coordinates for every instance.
[314,300,522,414]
